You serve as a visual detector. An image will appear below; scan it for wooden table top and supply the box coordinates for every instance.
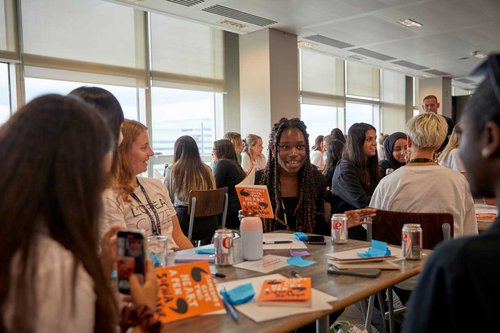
[162,238,427,333]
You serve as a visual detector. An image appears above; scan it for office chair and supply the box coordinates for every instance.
[187,187,228,246]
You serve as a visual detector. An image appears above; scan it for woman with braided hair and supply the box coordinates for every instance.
[255,118,328,235]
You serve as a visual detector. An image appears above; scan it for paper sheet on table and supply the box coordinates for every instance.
[263,233,308,250]
[327,246,402,263]
[328,259,401,270]
[216,274,337,322]
[475,203,498,215]
[233,255,289,273]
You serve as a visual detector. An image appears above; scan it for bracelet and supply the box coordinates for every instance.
[120,304,161,333]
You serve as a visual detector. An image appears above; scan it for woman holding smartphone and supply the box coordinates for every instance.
[102,119,193,250]
[0,95,158,333]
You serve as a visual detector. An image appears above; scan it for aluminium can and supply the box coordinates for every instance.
[331,214,348,244]
[214,228,234,266]
[402,224,422,260]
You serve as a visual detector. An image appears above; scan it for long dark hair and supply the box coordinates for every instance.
[214,139,238,162]
[0,95,117,332]
[344,123,380,193]
[261,118,317,233]
[170,136,214,199]
[323,139,344,176]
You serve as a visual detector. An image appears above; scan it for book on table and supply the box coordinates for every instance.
[235,167,274,218]
[154,261,224,323]
[256,277,312,307]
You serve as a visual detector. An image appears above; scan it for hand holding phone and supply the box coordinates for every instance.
[117,230,147,294]
[327,265,381,278]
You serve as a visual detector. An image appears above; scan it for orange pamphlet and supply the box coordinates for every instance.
[154,261,224,323]
[235,167,274,218]
[256,277,312,307]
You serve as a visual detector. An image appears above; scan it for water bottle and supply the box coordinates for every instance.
[240,216,263,260]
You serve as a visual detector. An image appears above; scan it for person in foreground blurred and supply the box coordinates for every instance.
[379,132,407,177]
[403,54,500,333]
[163,135,216,238]
[0,95,157,333]
[102,119,193,250]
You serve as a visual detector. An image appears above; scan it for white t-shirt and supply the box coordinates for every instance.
[310,150,325,171]
[241,151,267,173]
[439,148,466,173]
[102,177,179,251]
[5,235,95,333]
[369,165,477,237]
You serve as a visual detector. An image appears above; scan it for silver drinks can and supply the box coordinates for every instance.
[214,228,234,266]
[331,214,348,244]
[402,224,422,260]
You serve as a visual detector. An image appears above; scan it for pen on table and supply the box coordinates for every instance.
[263,240,293,244]
[291,270,302,278]
[221,288,239,322]
[212,272,226,278]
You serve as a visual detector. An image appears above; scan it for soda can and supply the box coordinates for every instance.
[402,224,422,260]
[214,228,234,266]
[331,214,348,244]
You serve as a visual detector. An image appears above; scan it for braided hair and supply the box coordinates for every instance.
[260,118,317,233]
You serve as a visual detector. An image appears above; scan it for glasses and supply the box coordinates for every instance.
[278,143,306,152]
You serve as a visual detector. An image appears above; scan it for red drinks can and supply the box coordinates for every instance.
[214,228,234,266]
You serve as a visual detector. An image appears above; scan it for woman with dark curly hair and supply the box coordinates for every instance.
[256,118,327,234]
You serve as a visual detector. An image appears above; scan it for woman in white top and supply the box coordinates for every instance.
[102,120,193,251]
[310,135,325,171]
[0,95,157,333]
[438,124,466,174]
[241,133,267,173]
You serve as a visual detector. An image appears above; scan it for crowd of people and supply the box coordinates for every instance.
[0,54,498,333]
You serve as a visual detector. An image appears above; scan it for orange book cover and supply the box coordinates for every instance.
[256,277,312,307]
[154,261,224,323]
[235,167,274,219]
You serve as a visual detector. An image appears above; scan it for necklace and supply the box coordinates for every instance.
[408,158,435,163]
[129,178,162,235]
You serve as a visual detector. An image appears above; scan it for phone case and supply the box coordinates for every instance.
[117,230,147,294]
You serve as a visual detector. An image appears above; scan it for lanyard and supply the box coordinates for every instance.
[129,178,162,235]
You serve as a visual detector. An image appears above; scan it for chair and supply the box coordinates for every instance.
[363,210,454,333]
[187,187,228,246]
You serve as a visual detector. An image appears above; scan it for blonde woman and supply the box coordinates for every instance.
[241,134,267,173]
[102,120,193,251]
[438,124,465,174]
[223,132,243,164]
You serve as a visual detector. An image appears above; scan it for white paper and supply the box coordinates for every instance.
[233,255,289,273]
[262,233,308,250]
[475,203,498,215]
[326,246,402,263]
[216,274,337,322]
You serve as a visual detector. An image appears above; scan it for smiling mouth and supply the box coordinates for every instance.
[287,160,302,167]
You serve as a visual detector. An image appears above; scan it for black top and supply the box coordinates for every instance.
[379,131,407,177]
[255,167,327,235]
[213,158,246,228]
[403,216,500,333]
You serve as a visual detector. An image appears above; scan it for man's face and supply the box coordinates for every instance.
[423,97,440,113]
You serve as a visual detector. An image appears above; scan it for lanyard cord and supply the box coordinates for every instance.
[129,178,162,235]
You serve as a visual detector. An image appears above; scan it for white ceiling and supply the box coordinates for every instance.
[107,0,500,90]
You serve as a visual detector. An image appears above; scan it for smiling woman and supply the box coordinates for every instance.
[101,120,193,251]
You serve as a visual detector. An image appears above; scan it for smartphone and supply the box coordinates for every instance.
[117,230,146,294]
[307,235,326,245]
[327,265,381,278]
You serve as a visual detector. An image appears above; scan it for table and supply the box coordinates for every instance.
[162,238,427,333]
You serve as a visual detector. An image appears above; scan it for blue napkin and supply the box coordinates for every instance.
[294,232,308,241]
[287,256,316,267]
[195,248,215,255]
[357,240,392,258]
[221,283,255,305]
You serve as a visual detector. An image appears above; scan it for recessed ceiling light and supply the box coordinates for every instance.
[219,20,247,30]
[298,40,316,48]
[398,18,423,28]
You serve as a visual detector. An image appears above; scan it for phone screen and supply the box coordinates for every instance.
[117,231,146,294]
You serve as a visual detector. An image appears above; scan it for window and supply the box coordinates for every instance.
[0,63,10,124]
[301,104,342,141]
[24,77,141,120]
[346,62,380,100]
[345,102,380,134]
[151,87,220,156]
